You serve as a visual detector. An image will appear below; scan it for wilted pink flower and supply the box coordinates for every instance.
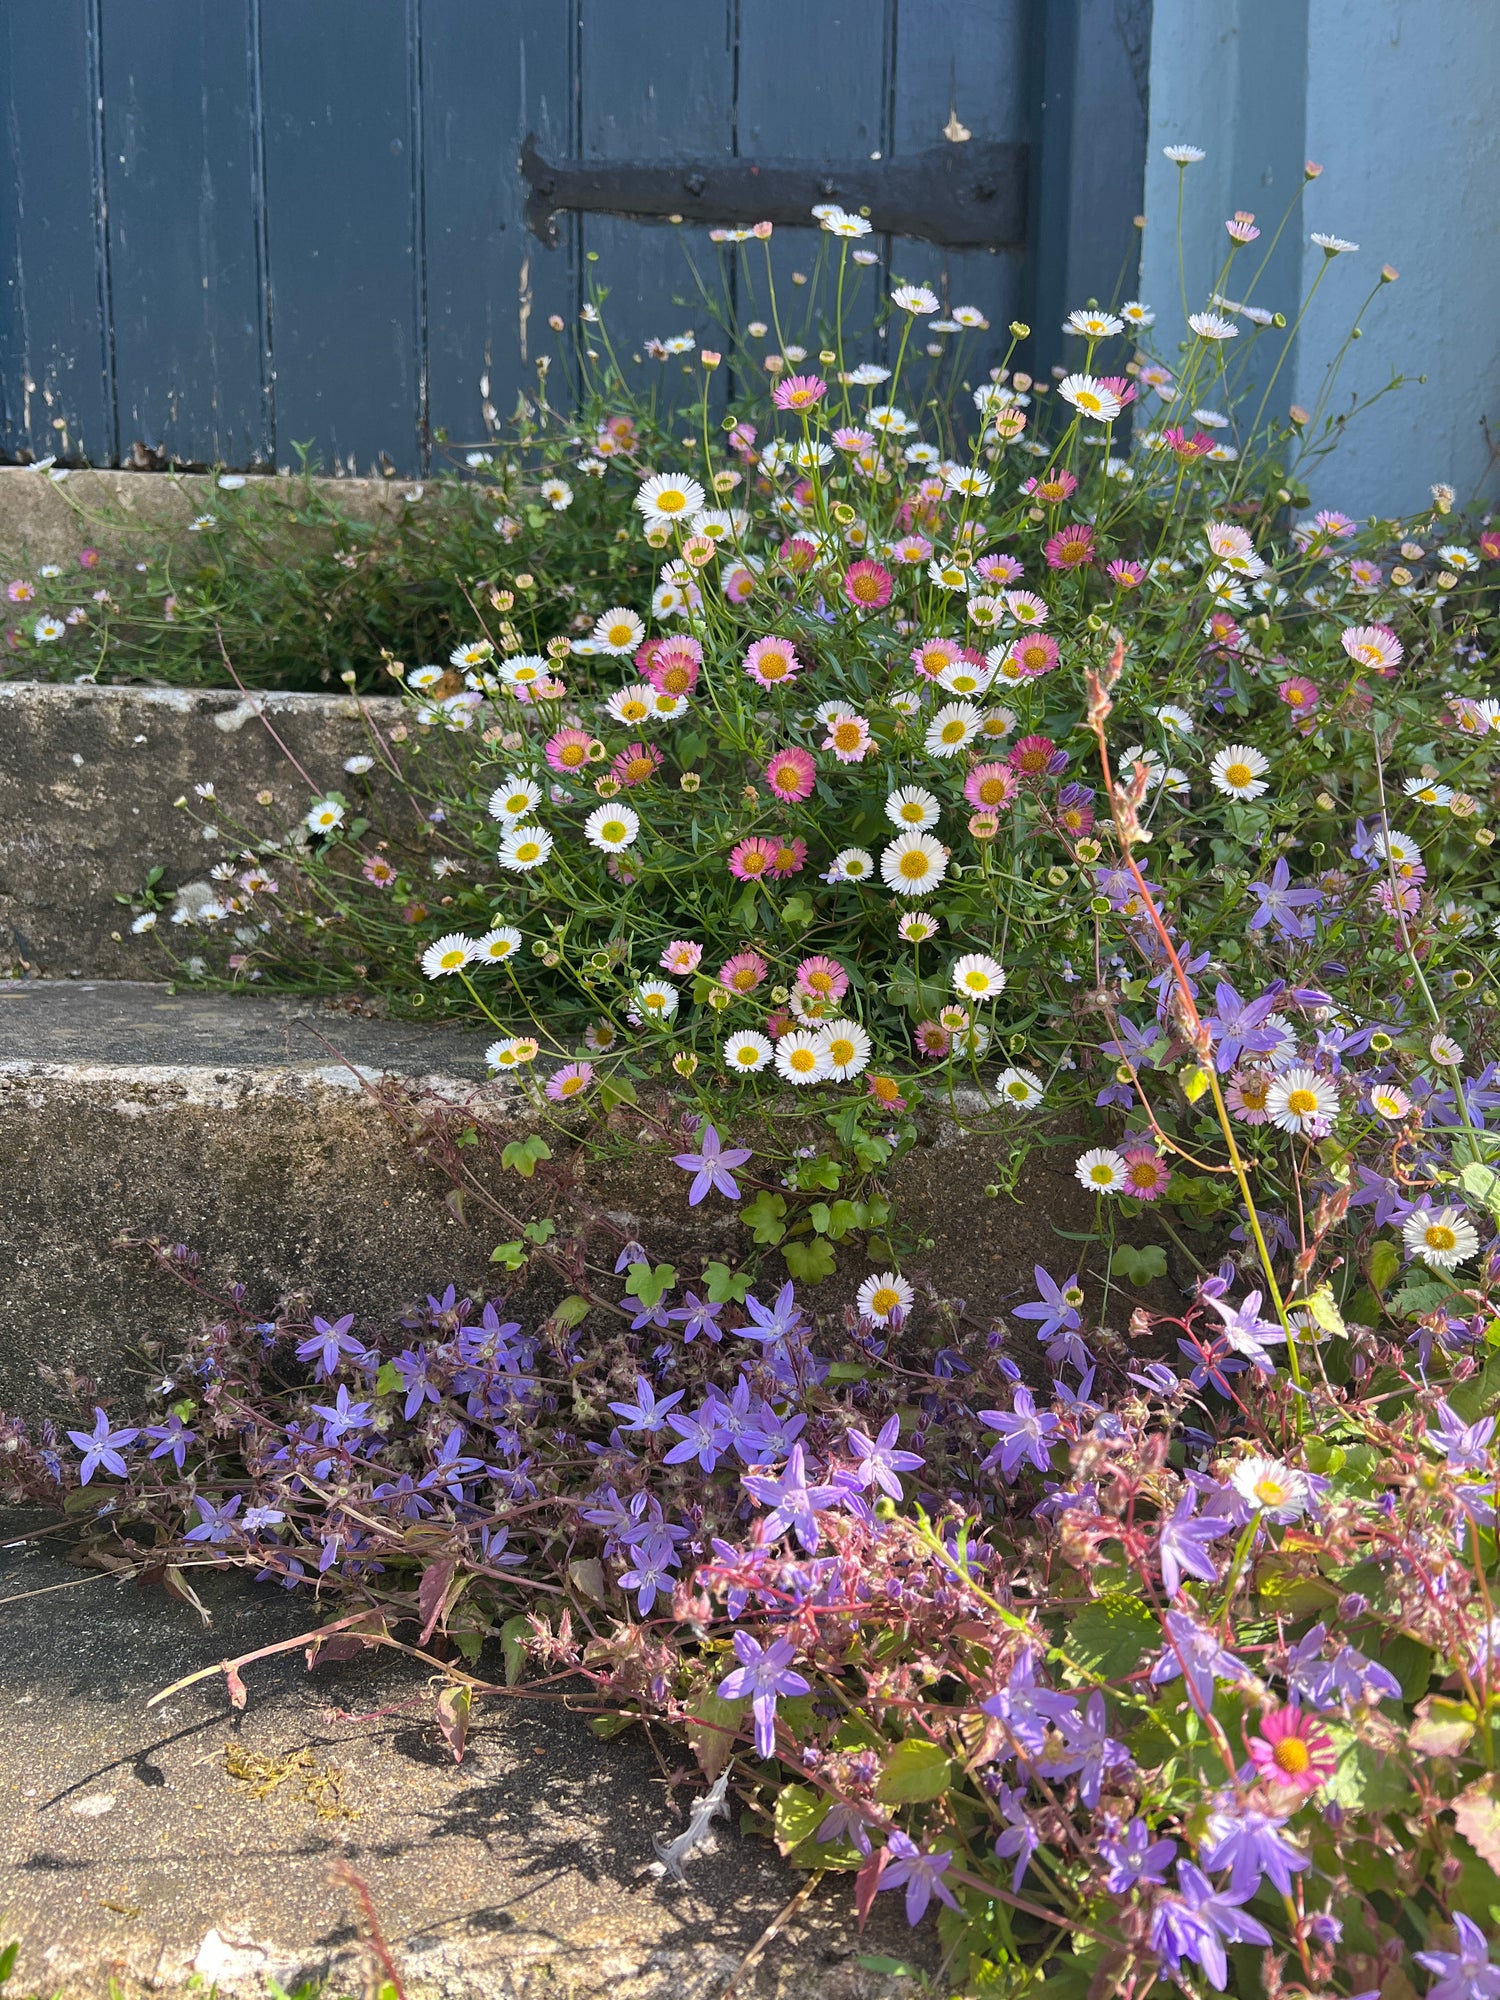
[660,940,703,975]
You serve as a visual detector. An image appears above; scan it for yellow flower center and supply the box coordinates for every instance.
[760,658,789,680]
[962,971,988,992]
[515,842,541,864]
[734,1046,760,1066]
[1286,1088,1318,1117]
[826,1038,855,1067]
[599,820,626,843]
[1224,761,1253,788]
[1089,1163,1116,1184]
[834,722,862,748]
[656,490,688,514]
[1426,1224,1456,1252]
[870,1286,900,1316]
[439,950,466,970]
[789,1048,817,1072]
[1272,1736,1311,1775]
[558,1075,584,1097]
[1254,1476,1290,1506]
[940,720,967,744]
[898,852,931,879]
[558,743,586,766]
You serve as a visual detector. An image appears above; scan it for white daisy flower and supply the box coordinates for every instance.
[343,754,375,775]
[634,979,679,1023]
[1121,300,1155,324]
[937,658,995,697]
[1264,1067,1339,1134]
[1229,1456,1310,1522]
[499,654,550,688]
[1075,1147,1128,1192]
[880,832,948,897]
[775,1029,832,1084]
[995,1066,1044,1108]
[828,847,876,884]
[890,284,940,315]
[605,686,656,726]
[952,305,989,328]
[1402,1205,1479,1270]
[1310,232,1358,255]
[1369,1084,1411,1120]
[1163,144,1206,164]
[449,639,493,668]
[817,1020,872,1080]
[927,557,970,591]
[1057,374,1123,421]
[489,777,542,822]
[1065,308,1123,338]
[945,466,993,497]
[473,927,523,963]
[305,798,345,834]
[885,785,941,830]
[952,953,1006,1001]
[486,1037,539,1070]
[1154,704,1194,734]
[634,472,708,524]
[130,912,158,934]
[584,804,640,852]
[1188,311,1238,342]
[1209,743,1270,800]
[408,665,444,690]
[856,1271,914,1326]
[32,616,66,642]
[723,1030,774,1074]
[421,933,476,979]
[540,478,574,510]
[498,823,554,871]
[846,362,890,386]
[924,701,982,758]
[592,606,645,655]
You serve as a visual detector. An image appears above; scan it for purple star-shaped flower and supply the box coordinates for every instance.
[608,1374,685,1435]
[672,1123,752,1206]
[741,1444,843,1553]
[1011,1266,1082,1346]
[1149,1609,1252,1715]
[977,1387,1061,1481]
[878,1832,961,1925]
[1246,857,1323,942]
[67,1408,140,1484]
[717,1631,810,1756]
[1203,980,1281,1072]
[1157,1490,1234,1597]
[184,1493,244,1545]
[295,1312,371,1382]
[1100,1817,1176,1894]
[847,1415,925,1500]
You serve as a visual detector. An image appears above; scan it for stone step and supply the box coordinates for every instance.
[0,1516,927,1997]
[0,981,1110,1424]
[0,680,403,979]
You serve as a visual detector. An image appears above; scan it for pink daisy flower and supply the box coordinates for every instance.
[728,836,778,881]
[610,741,663,787]
[1009,734,1057,779]
[1056,793,1095,838]
[794,954,849,1001]
[719,949,769,993]
[1226,1068,1272,1124]
[777,536,820,576]
[910,636,962,681]
[822,712,873,763]
[1098,374,1136,406]
[772,372,826,411]
[1043,522,1095,570]
[1278,676,1320,716]
[764,1006,794,1039]
[769,836,808,877]
[867,1073,907,1111]
[914,1020,952,1060]
[890,535,933,566]
[1341,623,1403,673]
[964,763,1019,812]
[765,746,817,802]
[831,426,874,452]
[1007,631,1060,678]
[6,580,35,603]
[545,727,595,775]
[645,635,702,696]
[545,1061,594,1103]
[975,553,1023,585]
[1120,1147,1170,1200]
[1004,589,1048,626]
[722,563,757,603]
[1024,466,1078,504]
[842,560,893,610]
[1204,611,1244,649]
[1245,1706,1335,1795]
[362,855,398,887]
[660,940,703,975]
[77,547,101,569]
[744,635,803,687]
[1107,559,1146,589]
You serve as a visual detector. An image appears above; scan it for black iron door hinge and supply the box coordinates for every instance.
[520,135,1027,251]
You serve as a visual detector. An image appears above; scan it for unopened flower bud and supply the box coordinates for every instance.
[514,573,534,590]
[680,771,702,794]
[1009,322,1030,339]
[672,1051,699,1077]
[700,349,721,368]
[681,534,716,568]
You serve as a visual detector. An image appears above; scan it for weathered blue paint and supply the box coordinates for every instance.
[1141,0,1499,518]
[0,0,1153,475]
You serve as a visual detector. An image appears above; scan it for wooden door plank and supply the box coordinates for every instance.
[421,0,575,459]
[101,0,269,468]
[259,0,418,475]
[0,0,112,465]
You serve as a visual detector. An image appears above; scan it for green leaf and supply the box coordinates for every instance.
[523,1217,557,1244]
[702,1260,752,1304]
[1460,1161,1500,1224]
[1111,1243,1167,1285]
[874,1738,953,1805]
[500,1613,532,1686]
[549,1294,591,1330]
[1390,1276,1451,1317]
[742,1191,788,1245]
[773,1782,824,1853]
[599,1077,638,1111]
[624,1261,677,1309]
[1323,1722,1413,1814]
[588,1711,637,1739]
[826,1360,869,1382]
[374,1361,402,1397]
[490,1239,527,1270]
[1366,1236,1401,1294]
[1066,1593,1158,1682]
[782,1237,836,1283]
[500,1134,552,1178]
[1303,1283,1346,1338]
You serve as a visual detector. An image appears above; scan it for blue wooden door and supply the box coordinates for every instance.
[0,0,1150,476]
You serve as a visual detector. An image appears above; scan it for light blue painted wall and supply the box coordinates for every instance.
[1139,0,1499,519]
